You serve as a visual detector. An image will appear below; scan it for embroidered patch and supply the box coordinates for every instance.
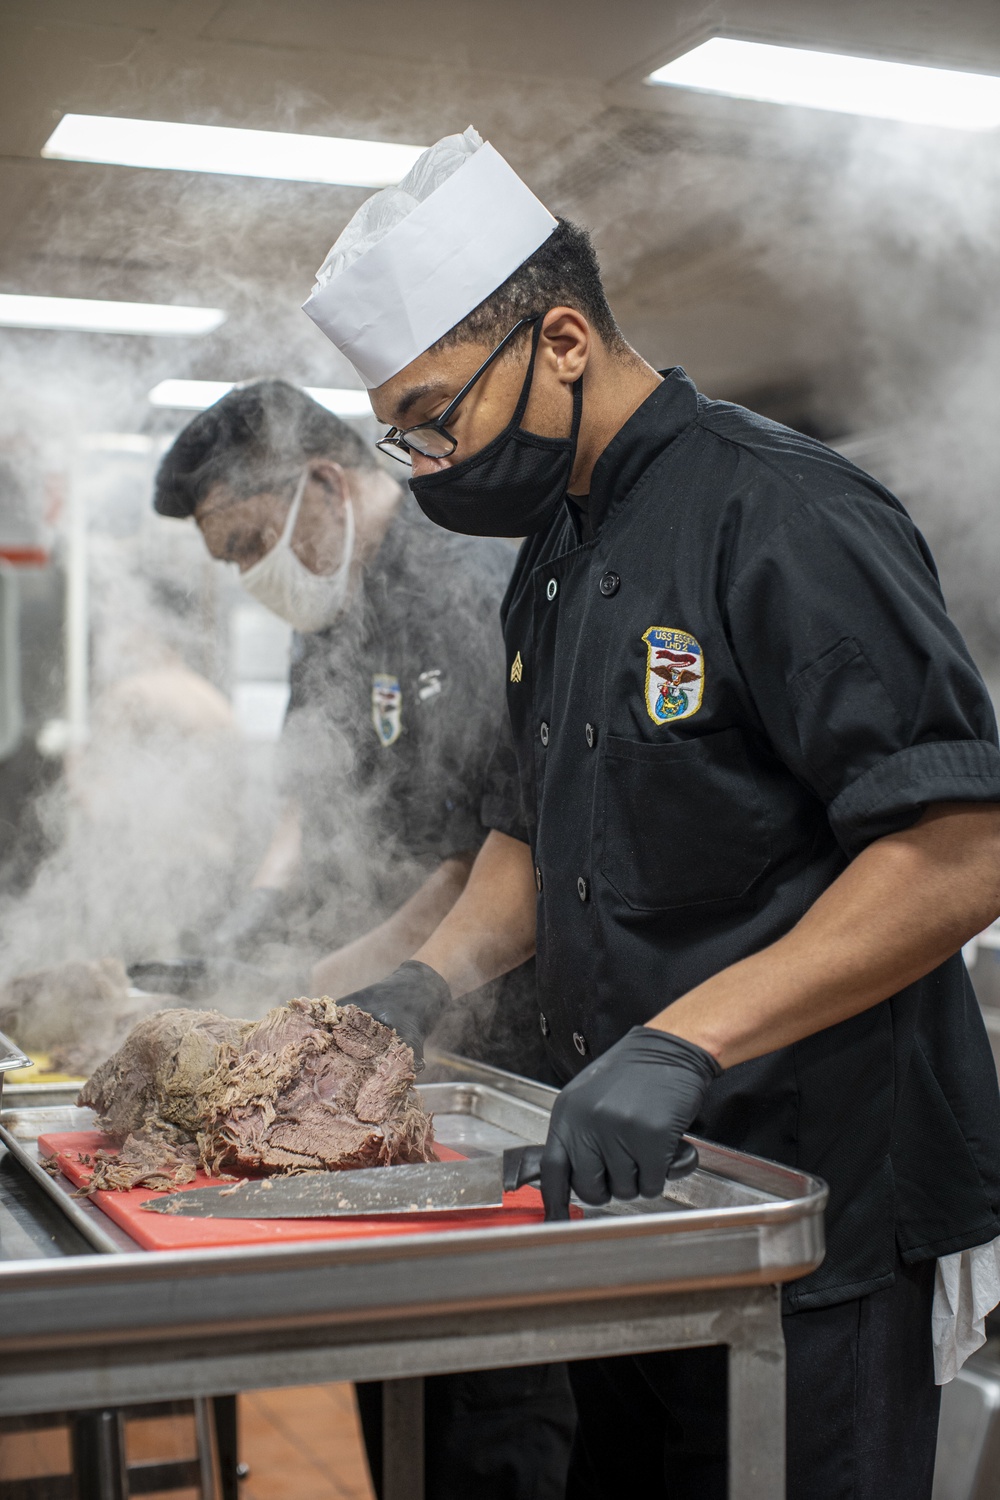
[372,673,402,746]
[510,651,524,684]
[642,628,704,724]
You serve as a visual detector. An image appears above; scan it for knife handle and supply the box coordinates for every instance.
[667,1140,699,1179]
[503,1144,544,1192]
[503,1139,699,1195]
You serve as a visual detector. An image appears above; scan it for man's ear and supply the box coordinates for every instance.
[539,307,590,385]
[307,459,349,500]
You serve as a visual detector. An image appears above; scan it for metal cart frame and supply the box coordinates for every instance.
[0,1045,827,1499]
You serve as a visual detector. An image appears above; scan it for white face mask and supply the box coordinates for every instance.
[239,469,356,633]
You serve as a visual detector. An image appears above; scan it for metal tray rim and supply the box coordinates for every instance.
[0,1171,827,1290]
[421,1080,826,1207]
[0,1122,125,1256]
[0,1068,827,1280]
[0,1029,31,1074]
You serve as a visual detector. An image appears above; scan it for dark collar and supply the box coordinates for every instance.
[582,367,700,534]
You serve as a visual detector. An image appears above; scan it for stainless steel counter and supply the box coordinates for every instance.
[0,1050,827,1500]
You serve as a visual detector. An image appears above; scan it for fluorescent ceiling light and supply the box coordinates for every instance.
[149,379,372,418]
[0,294,224,336]
[43,114,426,186]
[647,38,1000,131]
[149,380,235,408]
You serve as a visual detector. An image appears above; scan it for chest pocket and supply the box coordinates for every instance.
[600,727,771,911]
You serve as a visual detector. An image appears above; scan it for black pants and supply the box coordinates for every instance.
[357,1363,575,1500]
[567,1255,940,1499]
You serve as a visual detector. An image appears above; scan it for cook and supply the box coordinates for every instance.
[153,378,574,1500]
[302,126,1000,1498]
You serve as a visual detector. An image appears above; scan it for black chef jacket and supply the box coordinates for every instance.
[483,368,1000,1310]
[283,500,511,889]
[281,498,544,1076]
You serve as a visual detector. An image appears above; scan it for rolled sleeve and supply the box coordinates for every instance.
[829,738,1000,856]
[726,485,1000,854]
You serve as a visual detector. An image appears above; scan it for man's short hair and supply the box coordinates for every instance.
[153,378,374,519]
[434,217,628,357]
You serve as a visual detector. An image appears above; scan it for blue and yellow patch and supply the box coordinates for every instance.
[372,673,402,746]
[642,627,704,724]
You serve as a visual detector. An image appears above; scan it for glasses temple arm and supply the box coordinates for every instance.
[435,315,539,429]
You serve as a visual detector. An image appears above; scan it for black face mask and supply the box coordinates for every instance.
[408,325,583,539]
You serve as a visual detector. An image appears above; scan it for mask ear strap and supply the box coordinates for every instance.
[514,321,585,444]
[338,495,356,578]
[512,318,546,427]
[569,370,584,446]
[279,468,310,545]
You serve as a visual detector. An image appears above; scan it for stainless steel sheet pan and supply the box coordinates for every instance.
[0,1050,825,1500]
[1,1076,818,1245]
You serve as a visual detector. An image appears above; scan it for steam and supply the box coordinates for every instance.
[0,486,276,982]
[4,92,1000,1051]
[543,105,1000,665]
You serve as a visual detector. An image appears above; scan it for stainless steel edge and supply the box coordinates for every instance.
[420,1071,823,1204]
[0,1029,32,1111]
[3,1081,827,1230]
[422,1081,550,1144]
[423,1050,562,1112]
[0,1160,827,1284]
[0,1051,824,1484]
[0,1220,824,1359]
[0,1122,125,1255]
[0,1175,827,1282]
[0,1061,826,1363]
[0,1178,825,1344]
[1,1081,84,1108]
[0,1030,31,1072]
[0,1284,785,1418]
[1,1103,97,1140]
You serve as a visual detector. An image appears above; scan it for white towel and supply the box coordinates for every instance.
[933,1236,1000,1383]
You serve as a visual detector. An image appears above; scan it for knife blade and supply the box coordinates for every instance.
[141,1145,543,1219]
[139,1140,700,1219]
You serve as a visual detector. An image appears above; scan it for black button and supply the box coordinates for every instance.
[573,1031,588,1056]
[599,571,620,597]
[546,578,558,601]
[585,722,596,749]
[535,865,543,893]
[539,1013,550,1038]
[540,721,549,746]
[577,876,589,902]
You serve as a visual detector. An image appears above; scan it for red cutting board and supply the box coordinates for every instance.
[39,1131,565,1252]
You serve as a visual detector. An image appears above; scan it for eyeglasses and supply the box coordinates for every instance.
[376,315,539,464]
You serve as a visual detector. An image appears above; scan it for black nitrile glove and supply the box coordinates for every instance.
[342,960,452,1066]
[541,1027,721,1221]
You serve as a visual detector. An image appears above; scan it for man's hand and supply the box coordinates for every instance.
[540,1028,720,1220]
[338,960,452,1065]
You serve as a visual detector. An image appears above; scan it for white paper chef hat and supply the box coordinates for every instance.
[302,126,557,389]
